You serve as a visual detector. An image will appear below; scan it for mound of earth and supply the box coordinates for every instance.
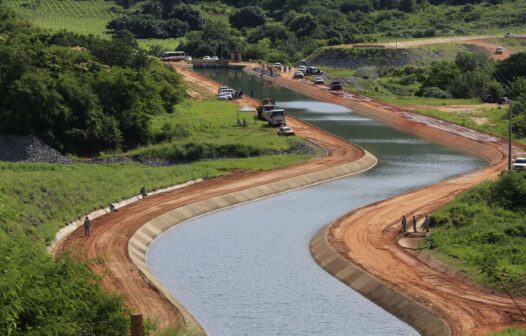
[0,135,72,164]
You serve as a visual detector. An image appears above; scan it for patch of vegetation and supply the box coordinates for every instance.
[489,328,526,336]
[4,0,120,36]
[423,172,526,294]
[132,100,305,162]
[0,8,187,156]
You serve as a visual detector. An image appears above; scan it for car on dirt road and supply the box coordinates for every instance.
[202,56,211,60]
[211,56,219,61]
[330,81,343,90]
[277,126,295,136]
[495,47,504,54]
[293,71,305,79]
[498,96,511,104]
[512,157,526,170]
[314,76,324,85]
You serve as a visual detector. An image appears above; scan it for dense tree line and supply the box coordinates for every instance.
[107,0,519,61]
[0,9,186,156]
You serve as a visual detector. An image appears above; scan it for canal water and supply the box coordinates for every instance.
[147,69,484,336]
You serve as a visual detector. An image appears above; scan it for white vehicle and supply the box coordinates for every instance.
[512,157,526,170]
[202,56,211,60]
[184,55,192,61]
[298,65,307,73]
[217,94,230,100]
[314,76,324,85]
[268,108,286,127]
[277,126,295,136]
[161,51,185,61]
[274,62,282,68]
[293,71,304,79]
[495,47,504,55]
[211,56,219,61]
[218,86,229,94]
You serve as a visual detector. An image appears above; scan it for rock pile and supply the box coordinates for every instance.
[0,135,72,164]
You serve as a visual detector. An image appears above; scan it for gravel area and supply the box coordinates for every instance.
[0,135,72,164]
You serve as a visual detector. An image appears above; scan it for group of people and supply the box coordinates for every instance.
[401,214,431,233]
[83,187,149,237]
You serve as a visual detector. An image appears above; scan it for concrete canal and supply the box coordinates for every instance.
[146,69,484,336]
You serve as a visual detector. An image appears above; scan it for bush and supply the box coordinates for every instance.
[420,86,453,99]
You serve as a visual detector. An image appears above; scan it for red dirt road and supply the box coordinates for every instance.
[266,69,526,334]
[56,65,366,330]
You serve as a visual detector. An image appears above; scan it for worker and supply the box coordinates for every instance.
[250,89,254,98]
[140,186,148,198]
[401,215,407,233]
[242,118,247,127]
[83,216,91,237]
[109,202,116,212]
[412,215,417,233]
[424,215,430,232]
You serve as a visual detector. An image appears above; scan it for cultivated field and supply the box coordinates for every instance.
[4,0,119,35]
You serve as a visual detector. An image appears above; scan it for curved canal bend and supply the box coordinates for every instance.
[147,69,485,336]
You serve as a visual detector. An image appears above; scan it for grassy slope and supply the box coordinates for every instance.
[423,174,526,294]
[490,328,526,336]
[132,99,304,159]
[2,97,315,243]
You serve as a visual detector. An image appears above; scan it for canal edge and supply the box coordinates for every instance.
[310,225,451,336]
[128,151,378,334]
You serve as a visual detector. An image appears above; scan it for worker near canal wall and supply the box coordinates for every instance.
[84,216,91,237]
[424,215,430,232]
[401,215,407,233]
[412,215,417,233]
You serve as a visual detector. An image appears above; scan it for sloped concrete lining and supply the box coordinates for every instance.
[128,151,377,334]
[310,226,451,336]
[50,179,203,254]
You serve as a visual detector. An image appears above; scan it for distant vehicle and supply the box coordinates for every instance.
[268,108,286,127]
[257,98,276,120]
[161,51,185,61]
[300,59,307,66]
[314,76,324,85]
[274,62,282,68]
[293,71,304,79]
[505,32,513,38]
[495,47,504,54]
[498,96,511,104]
[217,93,230,100]
[202,56,211,60]
[277,126,295,136]
[184,55,192,61]
[211,56,219,61]
[306,66,322,75]
[330,81,343,90]
[512,157,526,170]
[218,86,229,94]
[482,95,497,103]
[298,65,307,73]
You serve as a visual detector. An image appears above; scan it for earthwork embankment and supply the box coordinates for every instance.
[253,68,526,335]
[56,64,376,332]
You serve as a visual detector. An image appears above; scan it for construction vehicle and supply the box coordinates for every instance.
[267,108,286,127]
[257,98,276,120]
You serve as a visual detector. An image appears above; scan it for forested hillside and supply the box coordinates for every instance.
[104,0,526,61]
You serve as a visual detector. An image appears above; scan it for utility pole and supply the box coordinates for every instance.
[508,101,513,171]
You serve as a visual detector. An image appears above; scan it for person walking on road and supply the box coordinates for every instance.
[109,202,116,212]
[424,215,430,232]
[401,215,407,233]
[140,186,148,198]
[83,216,91,237]
[412,215,417,233]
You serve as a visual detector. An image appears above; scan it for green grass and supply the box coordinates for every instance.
[486,37,526,54]
[2,98,316,243]
[489,328,526,336]
[422,173,526,294]
[131,99,310,160]
[4,0,119,36]
[1,155,311,243]
[415,106,526,144]
[138,37,187,53]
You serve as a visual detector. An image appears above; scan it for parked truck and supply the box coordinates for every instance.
[267,108,286,127]
[257,98,276,120]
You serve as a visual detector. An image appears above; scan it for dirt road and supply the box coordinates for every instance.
[264,69,525,334]
[56,65,366,330]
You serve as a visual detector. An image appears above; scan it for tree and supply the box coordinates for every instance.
[497,52,526,82]
[229,6,266,29]
[286,13,318,37]
[455,51,488,72]
[399,0,416,12]
[341,0,374,13]
[170,4,203,30]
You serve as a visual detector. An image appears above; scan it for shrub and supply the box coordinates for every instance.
[420,86,453,99]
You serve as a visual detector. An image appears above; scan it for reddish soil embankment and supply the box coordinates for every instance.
[56,64,367,330]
